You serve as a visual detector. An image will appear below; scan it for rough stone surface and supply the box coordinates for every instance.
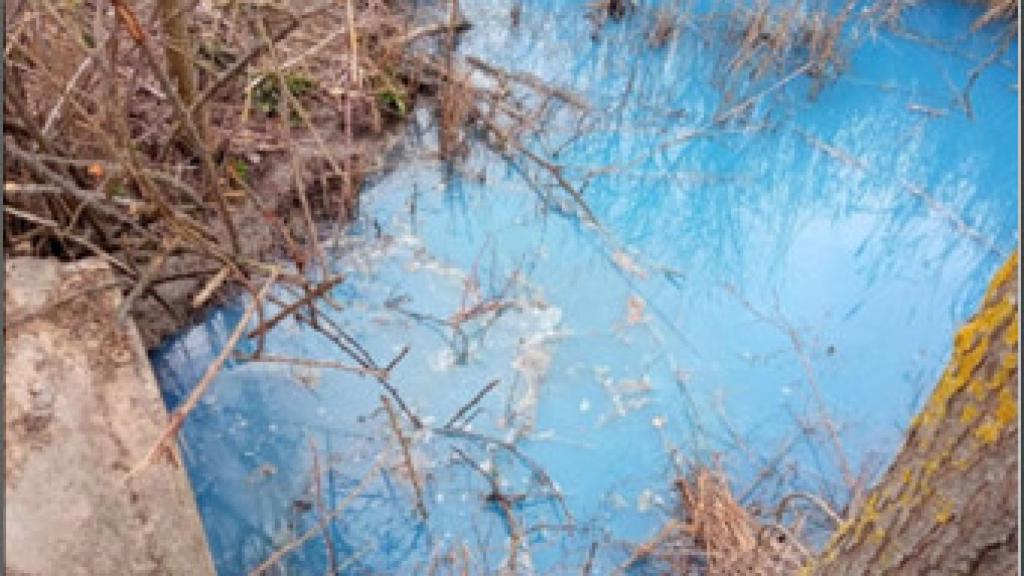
[5,258,216,576]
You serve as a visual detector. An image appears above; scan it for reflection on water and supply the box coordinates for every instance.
[152,1,1017,573]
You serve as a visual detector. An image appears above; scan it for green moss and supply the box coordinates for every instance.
[228,158,251,183]
[375,69,410,118]
[253,73,317,117]
[377,88,409,118]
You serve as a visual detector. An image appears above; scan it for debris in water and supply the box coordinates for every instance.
[508,306,564,437]
[626,294,647,326]
[608,492,629,510]
[612,250,648,279]
[597,371,654,426]
[637,489,664,513]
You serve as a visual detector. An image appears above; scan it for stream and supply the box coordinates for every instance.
[151,1,1019,573]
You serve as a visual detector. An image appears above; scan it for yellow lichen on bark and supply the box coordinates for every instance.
[959,402,979,424]
[810,250,1019,575]
[913,254,1017,432]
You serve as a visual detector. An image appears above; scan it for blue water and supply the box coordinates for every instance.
[152,2,1018,574]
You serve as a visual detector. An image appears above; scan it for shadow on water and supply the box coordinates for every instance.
[152,0,1017,573]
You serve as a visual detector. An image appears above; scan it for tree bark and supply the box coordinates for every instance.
[810,251,1019,575]
[158,0,205,147]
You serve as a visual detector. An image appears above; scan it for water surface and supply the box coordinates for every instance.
[153,2,1018,573]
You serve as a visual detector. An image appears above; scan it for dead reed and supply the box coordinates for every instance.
[713,0,858,104]
[866,0,1018,31]
[616,465,813,576]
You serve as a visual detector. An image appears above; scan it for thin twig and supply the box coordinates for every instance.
[192,265,231,309]
[116,240,177,322]
[247,275,346,339]
[110,0,240,255]
[3,205,136,277]
[444,378,501,429]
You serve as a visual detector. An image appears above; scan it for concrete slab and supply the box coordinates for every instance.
[5,258,216,576]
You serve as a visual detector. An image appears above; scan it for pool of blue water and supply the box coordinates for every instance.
[152,1,1018,573]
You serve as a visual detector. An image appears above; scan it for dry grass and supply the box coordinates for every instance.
[715,0,857,102]
[619,466,811,576]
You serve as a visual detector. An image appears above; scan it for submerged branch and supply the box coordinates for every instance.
[249,456,385,576]
[382,395,429,521]
[126,269,279,480]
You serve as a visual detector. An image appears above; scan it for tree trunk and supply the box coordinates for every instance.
[810,251,1019,575]
[158,0,204,147]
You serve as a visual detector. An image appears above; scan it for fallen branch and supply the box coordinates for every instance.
[959,25,1014,119]
[435,426,574,524]
[191,265,231,309]
[238,354,385,379]
[125,268,279,480]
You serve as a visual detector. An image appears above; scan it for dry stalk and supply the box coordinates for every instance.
[308,439,339,575]
[157,0,204,148]
[191,265,231,309]
[247,274,346,339]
